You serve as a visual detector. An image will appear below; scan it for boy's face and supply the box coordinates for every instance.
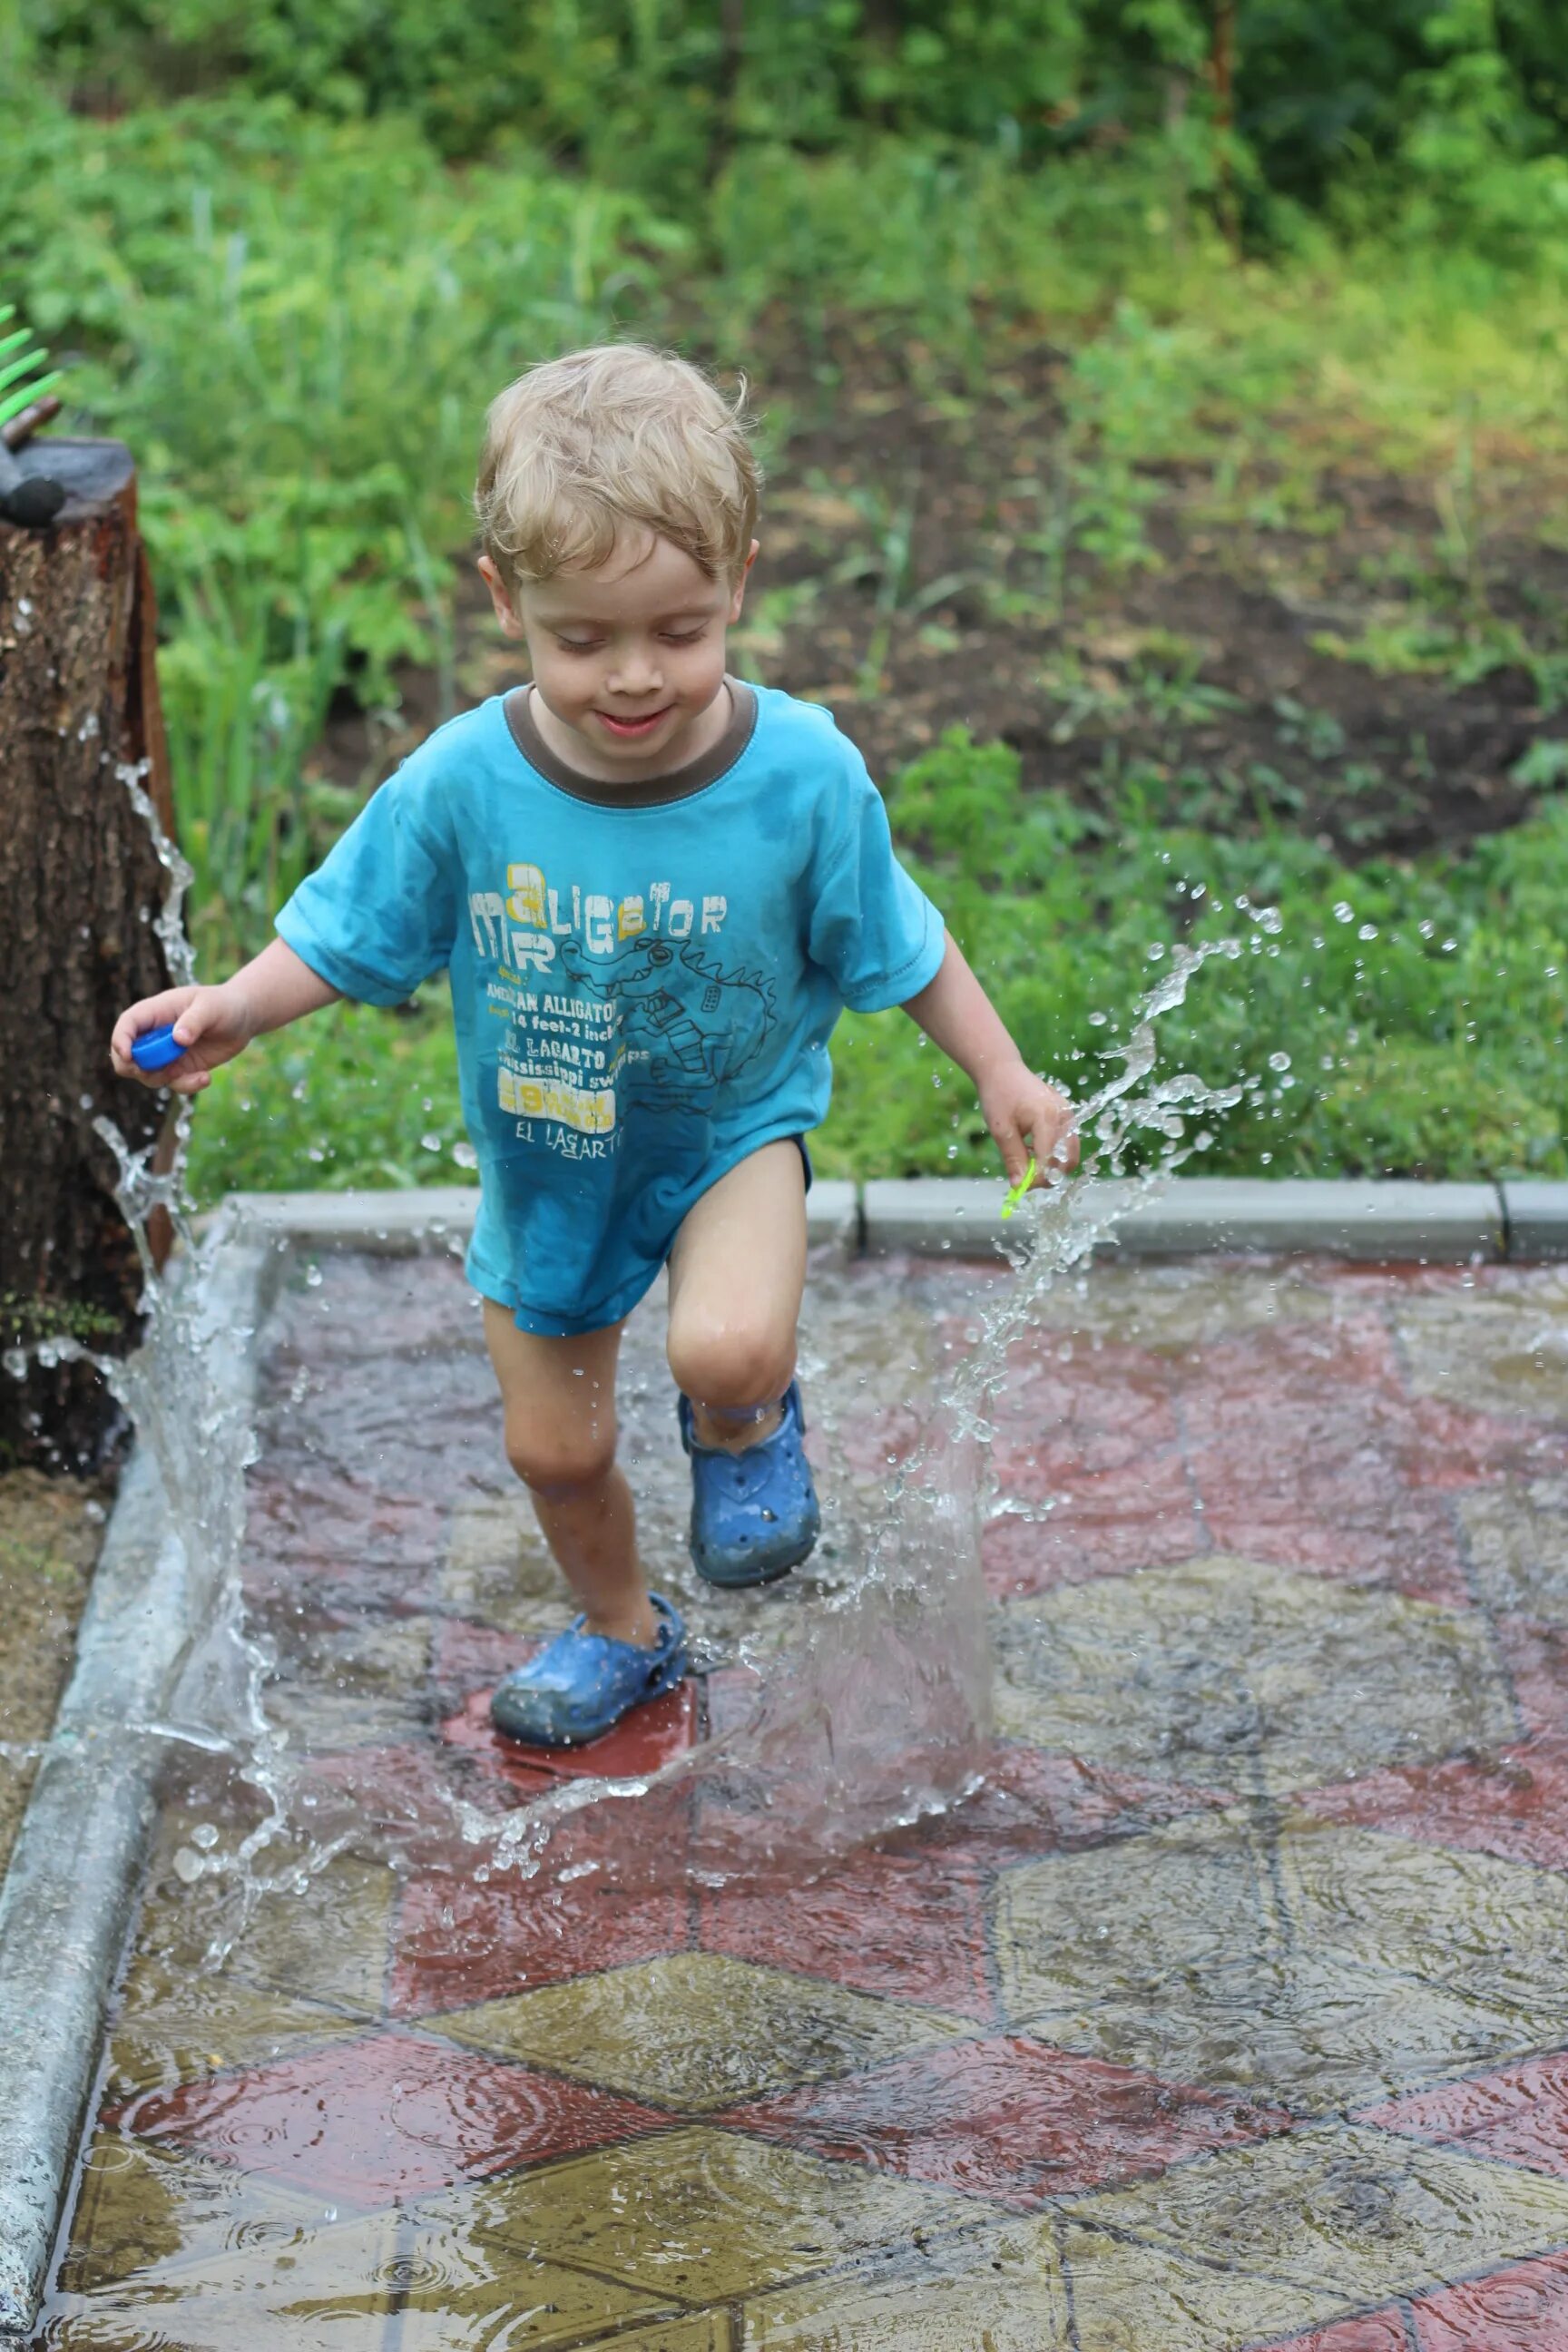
[480,531,757,779]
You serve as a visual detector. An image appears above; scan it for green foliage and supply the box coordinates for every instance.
[184,730,1568,1200]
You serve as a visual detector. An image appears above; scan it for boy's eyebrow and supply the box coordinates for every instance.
[533,603,720,630]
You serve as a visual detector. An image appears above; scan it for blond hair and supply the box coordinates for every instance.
[475,344,760,594]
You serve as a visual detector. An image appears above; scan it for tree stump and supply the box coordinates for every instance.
[0,440,179,1470]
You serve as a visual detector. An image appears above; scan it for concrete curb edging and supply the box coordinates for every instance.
[0,1238,279,2338]
[224,1175,1565,1267]
[2,1168,1563,2332]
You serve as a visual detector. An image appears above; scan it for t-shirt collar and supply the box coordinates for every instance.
[504,679,758,808]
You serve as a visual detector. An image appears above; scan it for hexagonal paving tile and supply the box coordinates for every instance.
[428,1950,977,2111]
[993,1555,1514,1797]
[740,2213,1070,2347]
[1392,1276,1568,1429]
[1063,2122,1568,2347]
[416,2124,984,2304]
[994,1809,1568,2111]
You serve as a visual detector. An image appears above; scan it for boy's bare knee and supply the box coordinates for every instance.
[505,1427,617,1501]
[667,1318,792,1412]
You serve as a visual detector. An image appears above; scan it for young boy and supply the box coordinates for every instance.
[113,345,1075,1749]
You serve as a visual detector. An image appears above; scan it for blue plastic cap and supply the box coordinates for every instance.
[131,1024,186,1073]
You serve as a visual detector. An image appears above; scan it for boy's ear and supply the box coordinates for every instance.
[728,539,760,622]
[478,554,526,641]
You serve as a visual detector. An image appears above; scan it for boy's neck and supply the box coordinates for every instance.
[529,678,735,787]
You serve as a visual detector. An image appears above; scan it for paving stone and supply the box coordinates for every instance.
[47,2208,404,2350]
[428,1951,977,2111]
[721,2034,1287,2206]
[740,2215,1069,2347]
[1304,1737,1568,1871]
[388,1867,689,2018]
[423,2124,982,2303]
[993,1555,1514,1797]
[1064,2122,1568,2337]
[1391,1275,1568,1428]
[127,2027,671,2205]
[1459,1477,1568,1621]
[994,1810,1568,2112]
[1414,2247,1568,2348]
[55,2134,328,2300]
[1366,2047,1568,2177]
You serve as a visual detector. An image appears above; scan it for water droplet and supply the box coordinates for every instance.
[1357,923,1378,942]
[1268,1052,1291,1073]
[1333,901,1354,924]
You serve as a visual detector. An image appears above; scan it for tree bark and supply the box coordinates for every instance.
[0,440,178,1470]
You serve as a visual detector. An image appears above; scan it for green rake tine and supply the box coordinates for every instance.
[0,369,64,428]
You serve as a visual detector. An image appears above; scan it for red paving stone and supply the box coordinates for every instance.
[1364,2050,1568,2176]
[699,1847,994,2018]
[1414,2249,1568,2348]
[388,1870,691,2016]
[982,1452,1204,1592]
[1268,2318,1410,2352]
[720,2035,1290,2207]
[1305,1739,1568,1871]
[117,2029,671,2204]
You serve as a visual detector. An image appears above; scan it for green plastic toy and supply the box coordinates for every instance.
[999,1154,1037,1219]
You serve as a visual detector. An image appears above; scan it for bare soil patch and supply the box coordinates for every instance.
[0,1471,108,1876]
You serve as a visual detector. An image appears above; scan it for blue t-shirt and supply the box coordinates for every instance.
[276,680,946,1335]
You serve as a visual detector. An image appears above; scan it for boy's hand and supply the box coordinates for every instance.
[980,1061,1079,1191]
[111,981,255,1097]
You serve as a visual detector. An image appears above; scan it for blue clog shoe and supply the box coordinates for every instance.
[679,1381,820,1589]
[489,1593,687,1748]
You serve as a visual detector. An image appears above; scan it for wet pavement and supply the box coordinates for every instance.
[29,1249,1568,2349]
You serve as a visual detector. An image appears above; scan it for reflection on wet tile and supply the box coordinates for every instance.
[387,2211,680,2349]
[1061,2219,1335,2352]
[591,2319,734,2351]
[431,1951,975,2112]
[108,1963,362,2098]
[45,2208,402,2351]
[124,2028,671,2205]
[1068,2122,1568,2311]
[1365,2048,1568,2176]
[741,2214,1069,2347]
[263,1614,435,1752]
[226,1855,398,2015]
[1414,2246,1568,2349]
[428,2124,982,2302]
[994,1557,1514,1796]
[56,2134,328,2298]
[723,2034,1287,2205]
[439,1490,573,1638]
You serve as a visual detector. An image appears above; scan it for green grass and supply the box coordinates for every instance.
[185,730,1568,1200]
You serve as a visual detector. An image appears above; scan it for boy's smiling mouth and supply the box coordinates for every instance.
[595,706,674,740]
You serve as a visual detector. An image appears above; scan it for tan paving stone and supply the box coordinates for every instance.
[108,1957,363,2098]
[588,2319,735,2351]
[387,2220,678,2349]
[47,2208,400,2351]
[1460,1477,1568,1621]
[993,1555,1513,1796]
[421,2124,982,2304]
[225,1853,399,2015]
[741,2215,1070,2348]
[429,1951,976,2111]
[995,1809,1568,2110]
[1392,1279,1568,1425]
[54,2132,355,2301]
[1062,2220,1335,2352]
[440,1490,573,1637]
[264,1614,436,1752]
[1065,2122,1568,2318]
[1020,1260,1340,1350]
[1279,1815,1568,2011]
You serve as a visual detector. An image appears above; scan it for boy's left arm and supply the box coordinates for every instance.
[903,931,1078,1191]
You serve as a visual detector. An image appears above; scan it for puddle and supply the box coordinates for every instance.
[24,1242,1568,2350]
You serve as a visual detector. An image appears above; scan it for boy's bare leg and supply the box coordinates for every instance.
[667,1139,808,1450]
[481,1305,658,1648]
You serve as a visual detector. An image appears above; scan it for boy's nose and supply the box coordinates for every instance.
[607,651,663,697]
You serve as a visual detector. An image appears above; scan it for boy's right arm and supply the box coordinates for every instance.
[111,937,341,1097]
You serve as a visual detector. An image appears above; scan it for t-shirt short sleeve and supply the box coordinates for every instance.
[807,747,946,1012]
[275,757,457,1005]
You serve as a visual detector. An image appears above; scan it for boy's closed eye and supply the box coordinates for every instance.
[554,627,709,653]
